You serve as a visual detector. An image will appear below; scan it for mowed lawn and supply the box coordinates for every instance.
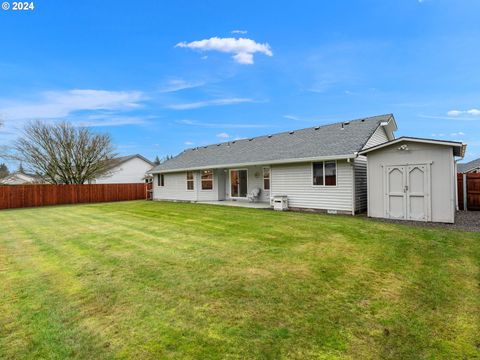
[0,201,479,359]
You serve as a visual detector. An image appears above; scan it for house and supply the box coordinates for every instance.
[148,114,398,215]
[0,171,43,185]
[91,154,154,184]
[359,137,465,223]
[457,158,480,174]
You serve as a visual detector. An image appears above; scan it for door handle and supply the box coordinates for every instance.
[404,185,408,192]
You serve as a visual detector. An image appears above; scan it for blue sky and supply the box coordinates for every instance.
[1,0,479,167]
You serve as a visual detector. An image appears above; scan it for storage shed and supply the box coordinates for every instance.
[359,137,466,223]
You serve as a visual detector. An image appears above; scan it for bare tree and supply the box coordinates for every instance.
[13,121,117,184]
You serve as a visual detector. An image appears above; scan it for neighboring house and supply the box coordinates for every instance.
[359,137,465,224]
[148,114,398,215]
[457,158,480,173]
[91,154,154,184]
[0,172,43,185]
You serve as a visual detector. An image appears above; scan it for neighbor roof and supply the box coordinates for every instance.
[359,136,466,157]
[458,158,480,173]
[150,114,395,173]
[106,154,154,171]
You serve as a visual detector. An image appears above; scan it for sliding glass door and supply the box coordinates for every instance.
[230,170,248,198]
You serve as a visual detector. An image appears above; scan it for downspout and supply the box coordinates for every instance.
[350,152,359,216]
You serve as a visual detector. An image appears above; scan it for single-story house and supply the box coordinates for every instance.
[148,114,398,215]
[457,158,480,174]
[0,171,43,185]
[359,137,465,223]
[91,154,154,184]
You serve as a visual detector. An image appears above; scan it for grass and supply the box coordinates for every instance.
[0,201,479,359]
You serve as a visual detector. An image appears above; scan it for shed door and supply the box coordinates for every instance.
[385,166,407,219]
[385,164,431,222]
[406,165,430,221]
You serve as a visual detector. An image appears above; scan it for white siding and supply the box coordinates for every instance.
[270,161,353,212]
[366,142,456,223]
[95,157,153,184]
[363,126,389,149]
[354,156,368,213]
[153,170,222,202]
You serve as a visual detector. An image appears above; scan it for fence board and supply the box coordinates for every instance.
[458,173,480,211]
[0,183,147,210]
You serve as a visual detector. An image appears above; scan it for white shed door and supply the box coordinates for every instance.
[406,165,430,221]
[385,164,431,222]
[386,166,407,219]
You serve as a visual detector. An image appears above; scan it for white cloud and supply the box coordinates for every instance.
[283,115,302,121]
[177,119,268,128]
[450,131,465,137]
[159,79,205,93]
[447,109,480,117]
[231,30,248,34]
[166,97,253,110]
[216,132,230,139]
[0,89,144,121]
[175,37,273,65]
[184,141,194,145]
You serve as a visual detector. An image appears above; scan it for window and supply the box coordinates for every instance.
[263,167,270,190]
[186,171,194,190]
[312,161,336,186]
[201,170,213,190]
[158,174,165,187]
[313,162,324,186]
[324,161,336,186]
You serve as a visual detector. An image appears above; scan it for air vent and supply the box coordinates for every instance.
[232,141,236,144]
[315,126,320,130]
[361,119,365,122]
[268,135,272,138]
[249,138,253,141]
[289,131,294,134]
[217,144,221,146]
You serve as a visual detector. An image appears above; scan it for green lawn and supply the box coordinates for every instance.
[0,201,479,359]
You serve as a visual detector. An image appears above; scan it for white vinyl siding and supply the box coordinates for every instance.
[363,126,389,149]
[270,160,353,212]
[94,157,153,184]
[354,156,367,213]
[153,170,221,202]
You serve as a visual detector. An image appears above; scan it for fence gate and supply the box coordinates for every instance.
[458,173,480,211]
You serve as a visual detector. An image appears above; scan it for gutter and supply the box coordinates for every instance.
[148,154,357,174]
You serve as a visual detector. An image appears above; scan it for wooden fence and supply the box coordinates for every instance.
[458,173,480,211]
[0,183,148,210]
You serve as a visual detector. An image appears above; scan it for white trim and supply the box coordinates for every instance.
[229,169,249,199]
[311,160,338,187]
[149,154,355,174]
[359,137,465,156]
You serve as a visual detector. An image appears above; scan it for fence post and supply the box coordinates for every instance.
[463,173,467,211]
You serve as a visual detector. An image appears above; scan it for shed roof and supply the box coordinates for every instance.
[150,114,395,173]
[358,136,466,157]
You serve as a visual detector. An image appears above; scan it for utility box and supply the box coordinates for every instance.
[272,195,288,211]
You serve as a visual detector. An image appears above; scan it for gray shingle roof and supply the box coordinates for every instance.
[458,158,480,173]
[151,114,393,173]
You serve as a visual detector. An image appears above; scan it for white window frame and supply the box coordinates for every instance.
[263,167,271,191]
[200,169,214,191]
[311,160,337,187]
[186,171,195,191]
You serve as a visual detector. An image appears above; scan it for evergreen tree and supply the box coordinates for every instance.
[0,163,9,178]
[153,156,161,166]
